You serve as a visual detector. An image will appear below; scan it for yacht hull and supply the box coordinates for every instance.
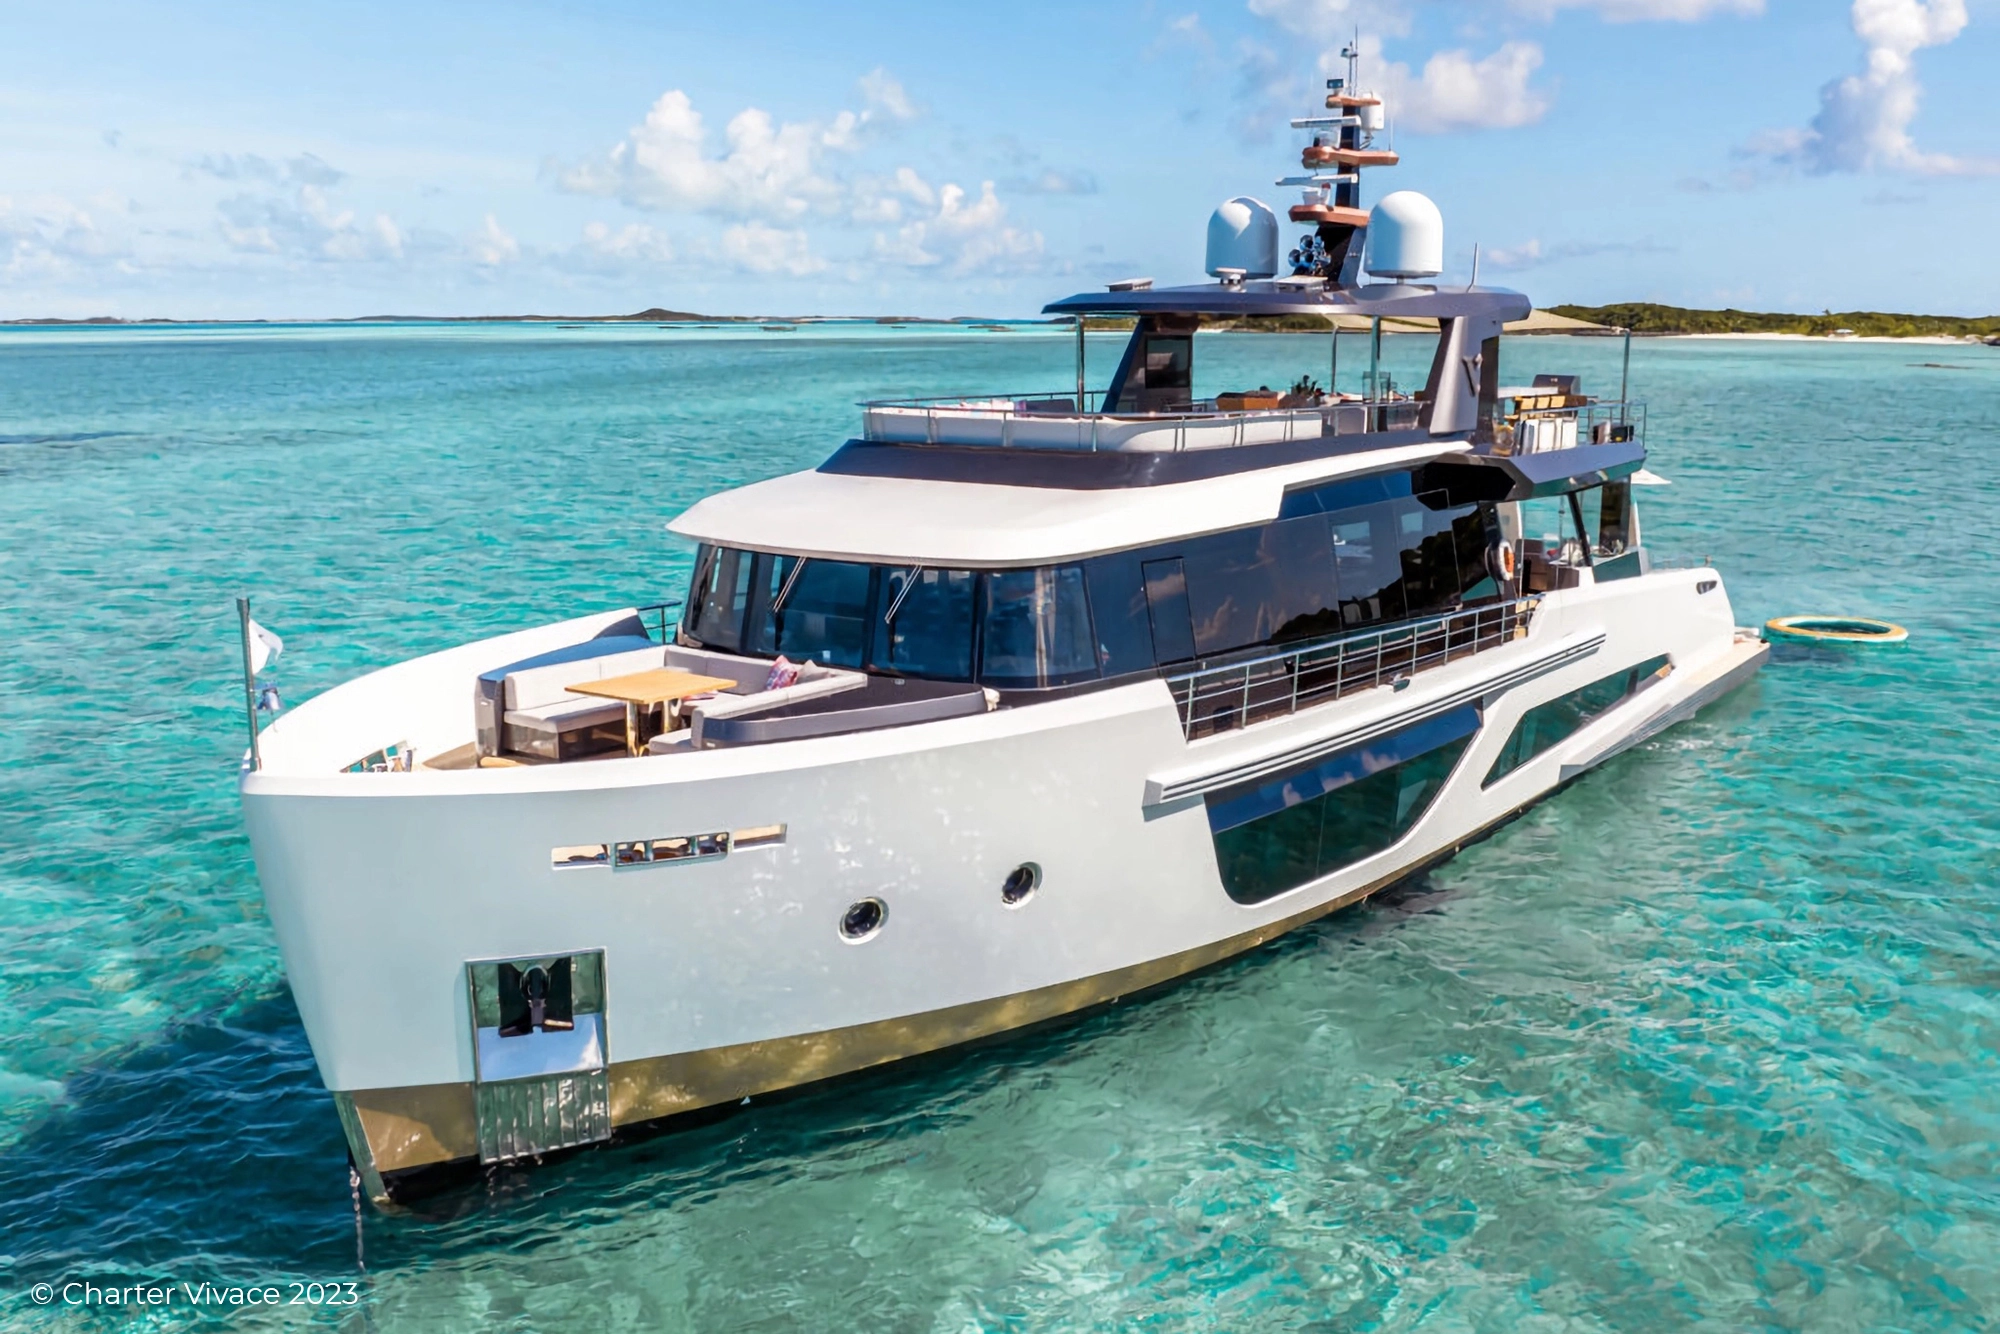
[242,568,1763,1204]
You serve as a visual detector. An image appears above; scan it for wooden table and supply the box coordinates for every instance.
[566,669,738,757]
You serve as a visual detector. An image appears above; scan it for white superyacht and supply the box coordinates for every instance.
[240,70,1766,1204]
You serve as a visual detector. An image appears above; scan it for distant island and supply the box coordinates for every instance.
[6,302,1998,342]
[1549,302,2000,340]
[0,308,1018,327]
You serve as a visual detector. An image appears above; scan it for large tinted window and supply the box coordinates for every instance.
[1184,516,1341,653]
[1328,502,1409,628]
[1142,558,1196,665]
[685,544,754,651]
[1484,655,1670,785]
[1206,707,1478,904]
[980,567,1097,687]
[1083,552,1157,677]
[745,556,874,668]
[872,567,976,678]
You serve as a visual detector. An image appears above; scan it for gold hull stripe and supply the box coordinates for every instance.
[340,880,1387,1178]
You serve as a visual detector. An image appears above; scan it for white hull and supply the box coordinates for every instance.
[243,567,1763,1197]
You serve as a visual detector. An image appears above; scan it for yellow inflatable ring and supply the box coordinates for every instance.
[1763,615,1908,645]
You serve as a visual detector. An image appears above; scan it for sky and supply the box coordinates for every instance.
[2,0,1996,320]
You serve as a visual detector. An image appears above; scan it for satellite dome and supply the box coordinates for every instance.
[1366,191,1444,280]
[1205,197,1279,280]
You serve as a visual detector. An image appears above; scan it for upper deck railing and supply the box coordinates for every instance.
[634,600,684,644]
[859,389,1423,452]
[1491,397,1646,455]
[1162,596,1537,740]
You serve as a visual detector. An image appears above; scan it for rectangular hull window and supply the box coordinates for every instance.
[1206,706,1480,904]
[1484,654,1671,786]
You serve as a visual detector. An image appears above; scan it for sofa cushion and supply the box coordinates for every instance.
[686,668,866,747]
[504,646,665,711]
[504,699,626,731]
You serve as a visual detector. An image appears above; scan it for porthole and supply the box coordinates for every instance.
[1001,863,1041,908]
[838,897,887,942]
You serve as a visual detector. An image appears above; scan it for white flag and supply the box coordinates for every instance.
[249,620,284,675]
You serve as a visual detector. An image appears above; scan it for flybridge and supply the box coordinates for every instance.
[836,51,1639,497]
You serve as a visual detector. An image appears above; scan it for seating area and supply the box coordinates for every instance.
[473,633,873,763]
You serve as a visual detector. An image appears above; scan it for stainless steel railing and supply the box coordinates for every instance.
[1162,597,1538,740]
[1492,401,1647,455]
[634,601,684,644]
[859,389,1426,450]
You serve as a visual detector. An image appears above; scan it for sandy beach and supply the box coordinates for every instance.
[1662,331,1993,346]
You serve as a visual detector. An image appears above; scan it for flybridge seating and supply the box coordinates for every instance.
[1491,377,1646,456]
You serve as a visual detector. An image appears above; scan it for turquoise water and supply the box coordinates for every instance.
[3,325,1997,1330]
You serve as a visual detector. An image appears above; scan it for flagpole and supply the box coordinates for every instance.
[237,596,262,772]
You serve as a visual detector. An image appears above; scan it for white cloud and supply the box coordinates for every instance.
[559,72,917,219]
[1482,236,1675,270]
[194,152,348,187]
[1247,0,1413,40]
[870,176,1043,276]
[719,222,825,275]
[473,214,519,265]
[1485,239,1545,269]
[1337,36,1551,133]
[857,68,917,122]
[1006,167,1099,196]
[559,90,845,217]
[1511,0,1761,19]
[216,184,403,261]
[1750,0,1991,176]
[1242,0,1763,138]
[0,195,128,277]
[581,220,674,263]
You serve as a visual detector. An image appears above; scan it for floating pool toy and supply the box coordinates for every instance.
[1763,615,1908,645]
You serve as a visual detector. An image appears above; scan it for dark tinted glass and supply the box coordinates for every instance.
[1083,553,1157,677]
[979,566,1097,687]
[1141,558,1196,664]
[686,545,754,650]
[1394,491,1465,613]
[1184,516,1341,653]
[1484,654,1671,785]
[1277,469,1413,519]
[1447,503,1501,605]
[872,567,976,678]
[1141,334,1192,391]
[1207,706,1479,904]
[746,556,874,668]
[1328,502,1408,627]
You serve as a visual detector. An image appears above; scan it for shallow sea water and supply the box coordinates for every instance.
[1,325,1997,1331]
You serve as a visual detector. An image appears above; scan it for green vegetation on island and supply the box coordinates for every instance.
[1549,303,2000,339]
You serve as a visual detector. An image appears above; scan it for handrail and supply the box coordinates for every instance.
[1490,400,1647,454]
[633,600,684,645]
[858,388,1414,452]
[1161,597,1538,740]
